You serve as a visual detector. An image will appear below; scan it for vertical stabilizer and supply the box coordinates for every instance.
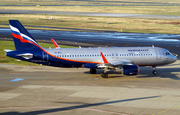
[9,20,42,51]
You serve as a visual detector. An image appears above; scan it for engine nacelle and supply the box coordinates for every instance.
[123,65,139,75]
[82,63,98,68]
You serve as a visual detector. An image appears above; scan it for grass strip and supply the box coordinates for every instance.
[0,40,76,66]
[1,14,180,34]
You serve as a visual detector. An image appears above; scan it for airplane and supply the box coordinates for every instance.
[5,20,177,78]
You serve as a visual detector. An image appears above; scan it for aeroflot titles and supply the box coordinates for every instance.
[128,49,149,52]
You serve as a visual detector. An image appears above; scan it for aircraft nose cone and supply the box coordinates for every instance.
[172,55,177,63]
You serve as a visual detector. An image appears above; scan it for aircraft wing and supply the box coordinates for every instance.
[97,52,134,68]
[83,52,134,69]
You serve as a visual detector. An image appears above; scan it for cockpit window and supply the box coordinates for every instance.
[166,52,170,55]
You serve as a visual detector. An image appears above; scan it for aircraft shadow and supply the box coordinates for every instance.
[84,67,180,80]
[1,95,160,115]
[137,67,180,80]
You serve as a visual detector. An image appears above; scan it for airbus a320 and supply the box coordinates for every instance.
[5,20,177,78]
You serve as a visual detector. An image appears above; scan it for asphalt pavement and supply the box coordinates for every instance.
[0,60,180,115]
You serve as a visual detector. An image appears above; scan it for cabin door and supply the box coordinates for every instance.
[42,51,48,62]
[155,50,161,60]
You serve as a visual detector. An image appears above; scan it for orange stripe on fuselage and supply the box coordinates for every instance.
[12,33,102,64]
[50,54,103,64]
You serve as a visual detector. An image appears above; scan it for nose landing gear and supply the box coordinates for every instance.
[152,66,157,75]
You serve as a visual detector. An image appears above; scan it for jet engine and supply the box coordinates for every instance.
[122,65,139,75]
[82,63,98,68]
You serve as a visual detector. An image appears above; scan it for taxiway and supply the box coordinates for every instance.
[0,60,180,115]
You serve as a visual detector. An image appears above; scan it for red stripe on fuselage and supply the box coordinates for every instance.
[12,33,102,64]
[52,54,102,64]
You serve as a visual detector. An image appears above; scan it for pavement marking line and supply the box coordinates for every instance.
[0,107,129,115]
[10,78,24,82]
[152,106,180,115]
[81,108,128,115]
[157,109,169,114]
[171,106,180,110]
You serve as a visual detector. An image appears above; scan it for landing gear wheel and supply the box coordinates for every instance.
[153,70,157,75]
[152,66,157,75]
[101,72,108,78]
[90,68,96,74]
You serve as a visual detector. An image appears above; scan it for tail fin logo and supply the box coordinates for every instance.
[9,20,42,51]
[10,25,38,45]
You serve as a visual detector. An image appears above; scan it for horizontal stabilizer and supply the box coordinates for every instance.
[17,53,33,59]
[4,49,14,52]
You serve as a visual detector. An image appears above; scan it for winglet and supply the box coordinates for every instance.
[100,52,108,64]
[51,38,60,48]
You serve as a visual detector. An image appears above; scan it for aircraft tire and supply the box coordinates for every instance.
[90,68,96,74]
[153,70,157,75]
[101,73,108,78]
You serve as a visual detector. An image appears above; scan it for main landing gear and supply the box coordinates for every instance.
[89,68,109,78]
[101,72,108,78]
[152,66,157,75]
[90,68,96,74]
[101,67,108,78]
